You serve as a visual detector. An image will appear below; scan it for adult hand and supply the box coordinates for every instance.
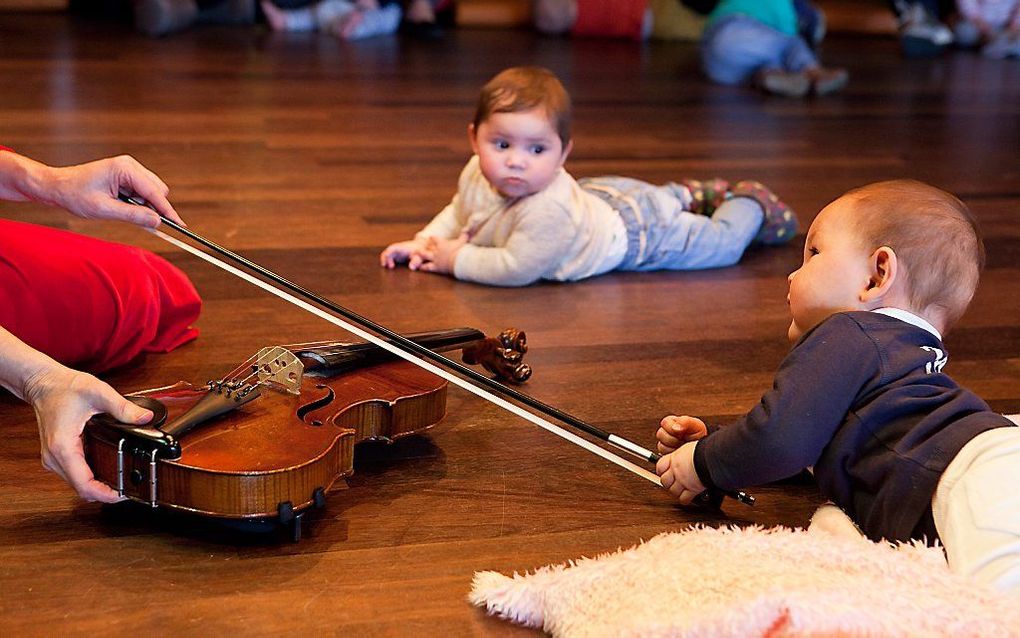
[48,155,185,228]
[24,364,153,503]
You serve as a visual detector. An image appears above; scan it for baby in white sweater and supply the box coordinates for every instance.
[380,66,797,287]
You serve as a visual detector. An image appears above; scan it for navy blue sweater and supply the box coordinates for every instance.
[693,311,1014,543]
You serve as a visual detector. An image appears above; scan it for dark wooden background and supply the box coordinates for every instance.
[1,11,1018,634]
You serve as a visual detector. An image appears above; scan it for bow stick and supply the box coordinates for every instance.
[122,195,753,507]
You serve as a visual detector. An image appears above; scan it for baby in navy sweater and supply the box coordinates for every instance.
[656,179,1020,592]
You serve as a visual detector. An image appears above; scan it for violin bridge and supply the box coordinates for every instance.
[253,346,304,395]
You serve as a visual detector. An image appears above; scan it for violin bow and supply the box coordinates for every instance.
[122,195,753,507]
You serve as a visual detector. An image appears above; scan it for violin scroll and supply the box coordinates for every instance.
[461,328,532,384]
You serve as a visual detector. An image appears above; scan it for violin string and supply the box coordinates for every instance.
[222,353,261,384]
[149,228,662,487]
[282,340,348,351]
[234,352,290,388]
[235,369,260,386]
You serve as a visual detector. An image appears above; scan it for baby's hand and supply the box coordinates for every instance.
[656,442,706,505]
[380,238,428,269]
[656,415,708,454]
[418,234,467,275]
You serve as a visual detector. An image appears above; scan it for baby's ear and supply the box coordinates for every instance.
[560,139,573,164]
[467,123,479,154]
[860,246,899,304]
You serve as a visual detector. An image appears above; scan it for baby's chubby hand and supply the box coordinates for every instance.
[656,442,706,505]
[380,238,429,269]
[656,414,708,454]
[418,233,468,275]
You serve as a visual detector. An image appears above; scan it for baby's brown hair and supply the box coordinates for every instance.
[472,66,572,148]
[846,179,984,330]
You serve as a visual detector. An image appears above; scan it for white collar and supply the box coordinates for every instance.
[872,307,942,341]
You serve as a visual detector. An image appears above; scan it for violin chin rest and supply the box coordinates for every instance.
[86,395,181,460]
[125,395,169,430]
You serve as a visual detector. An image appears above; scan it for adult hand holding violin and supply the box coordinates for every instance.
[0,326,150,502]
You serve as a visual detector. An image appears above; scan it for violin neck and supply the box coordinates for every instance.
[294,328,486,375]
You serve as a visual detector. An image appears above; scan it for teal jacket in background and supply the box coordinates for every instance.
[707,0,798,36]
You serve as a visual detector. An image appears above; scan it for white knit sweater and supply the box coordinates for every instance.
[417,155,627,287]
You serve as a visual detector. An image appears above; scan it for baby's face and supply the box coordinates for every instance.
[470,107,571,198]
[786,198,874,342]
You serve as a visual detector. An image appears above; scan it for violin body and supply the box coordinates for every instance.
[85,361,446,519]
[83,328,530,531]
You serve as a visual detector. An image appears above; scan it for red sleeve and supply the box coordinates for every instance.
[0,218,201,372]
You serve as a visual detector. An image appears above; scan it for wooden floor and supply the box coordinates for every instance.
[1,12,1019,634]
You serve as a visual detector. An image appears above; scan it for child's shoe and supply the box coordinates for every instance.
[807,66,848,96]
[134,0,199,36]
[982,31,1020,59]
[679,178,730,216]
[730,180,799,245]
[898,2,953,57]
[333,3,402,40]
[198,0,255,25]
[952,19,982,49]
[755,69,810,98]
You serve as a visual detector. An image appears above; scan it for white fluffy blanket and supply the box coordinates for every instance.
[470,524,1020,637]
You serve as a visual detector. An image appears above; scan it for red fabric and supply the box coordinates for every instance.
[0,218,200,372]
[573,0,648,40]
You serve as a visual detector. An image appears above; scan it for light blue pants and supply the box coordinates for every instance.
[277,0,401,35]
[701,15,820,86]
[580,177,763,272]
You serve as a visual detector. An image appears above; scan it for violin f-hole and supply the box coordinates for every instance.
[297,384,334,426]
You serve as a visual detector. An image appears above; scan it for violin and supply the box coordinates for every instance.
[107,195,753,531]
[84,328,530,539]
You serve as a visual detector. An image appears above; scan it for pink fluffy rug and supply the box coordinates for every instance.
[470,524,1020,637]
